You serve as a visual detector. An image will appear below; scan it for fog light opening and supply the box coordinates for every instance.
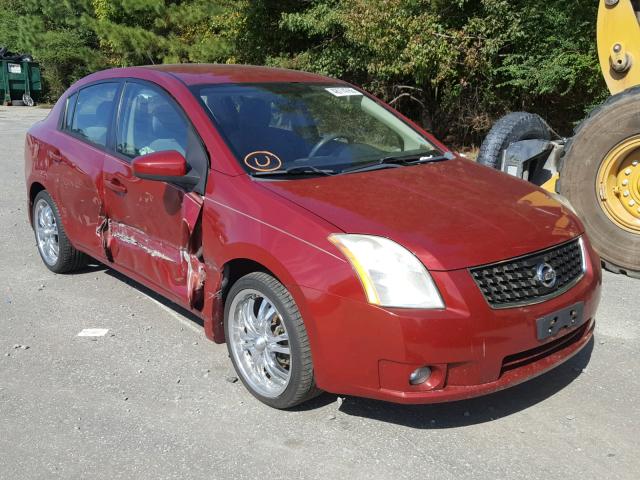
[409,366,432,386]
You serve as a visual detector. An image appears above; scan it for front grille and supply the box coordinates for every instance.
[470,238,585,308]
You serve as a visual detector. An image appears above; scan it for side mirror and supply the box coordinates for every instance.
[132,150,198,188]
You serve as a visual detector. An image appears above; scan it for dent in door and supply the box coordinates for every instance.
[97,192,206,309]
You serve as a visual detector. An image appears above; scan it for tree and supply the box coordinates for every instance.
[87,0,232,66]
[0,0,106,101]
[1,0,608,144]
[228,0,607,143]
[0,0,233,100]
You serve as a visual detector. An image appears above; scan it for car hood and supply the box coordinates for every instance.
[257,158,584,271]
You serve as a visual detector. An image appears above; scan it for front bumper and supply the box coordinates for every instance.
[299,238,602,404]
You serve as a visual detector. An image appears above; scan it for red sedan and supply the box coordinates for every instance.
[24,65,601,408]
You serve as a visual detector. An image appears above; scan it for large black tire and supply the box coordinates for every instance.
[32,190,88,273]
[560,87,640,278]
[477,112,552,169]
[224,272,320,409]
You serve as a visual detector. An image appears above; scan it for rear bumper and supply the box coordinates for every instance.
[299,237,602,404]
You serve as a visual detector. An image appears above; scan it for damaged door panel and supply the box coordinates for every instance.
[97,78,212,310]
[100,152,206,309]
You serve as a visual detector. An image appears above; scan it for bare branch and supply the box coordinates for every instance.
[389,92,425,108]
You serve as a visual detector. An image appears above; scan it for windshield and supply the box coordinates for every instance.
[192,83,440,176]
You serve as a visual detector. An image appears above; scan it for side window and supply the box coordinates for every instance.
[63,92,77,131]
[116,82,208,183]
[69,83,118,147]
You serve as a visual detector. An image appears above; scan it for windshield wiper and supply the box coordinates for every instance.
[251,165,336,177]
[340,151,455,175]
[381,151,455,164]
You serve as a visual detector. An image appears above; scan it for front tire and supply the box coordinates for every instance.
[32,190,87,273]
[224,272,319,409]
[560,87,640,277]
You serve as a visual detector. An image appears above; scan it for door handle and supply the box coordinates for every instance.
[105,178,127,194]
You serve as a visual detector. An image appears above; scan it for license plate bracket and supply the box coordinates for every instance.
[536,302,585,341]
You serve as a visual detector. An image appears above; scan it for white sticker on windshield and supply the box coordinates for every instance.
[325,87,363,97]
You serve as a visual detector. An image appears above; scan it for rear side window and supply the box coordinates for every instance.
[68,83,118,147]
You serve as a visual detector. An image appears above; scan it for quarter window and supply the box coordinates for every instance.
[68,83,118,147]
[64,92,77,131]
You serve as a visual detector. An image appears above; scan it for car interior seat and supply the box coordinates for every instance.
[228,97,309,162]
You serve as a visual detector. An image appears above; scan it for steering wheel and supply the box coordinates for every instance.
[307,133,352,159]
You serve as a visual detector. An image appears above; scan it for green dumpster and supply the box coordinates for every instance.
[0,60,42,106]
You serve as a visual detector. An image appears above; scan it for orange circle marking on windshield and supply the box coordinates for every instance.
[244,151,283,172]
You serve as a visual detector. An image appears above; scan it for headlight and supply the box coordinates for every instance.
[329,234,445,309]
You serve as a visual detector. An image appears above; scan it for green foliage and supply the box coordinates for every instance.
[0,0,105,101]
[239,0,607,142]
[86,0,232,65]
[0,0,232,100]
[0,0,609,143]
[497,1,608,134]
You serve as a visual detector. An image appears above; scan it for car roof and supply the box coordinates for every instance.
[140,64,341,86]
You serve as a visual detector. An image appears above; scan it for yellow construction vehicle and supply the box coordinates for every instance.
[478,0,640,277]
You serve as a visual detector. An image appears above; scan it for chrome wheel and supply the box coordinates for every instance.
[34,198,59,266]
[228,289,291,398]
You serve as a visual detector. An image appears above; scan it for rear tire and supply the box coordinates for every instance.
[560,87,640,277]
[32,190,88,273]
[478,112,552,169]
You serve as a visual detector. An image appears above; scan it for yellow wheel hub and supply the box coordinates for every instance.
[597,135,640,233]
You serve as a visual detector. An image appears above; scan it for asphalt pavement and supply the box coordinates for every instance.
[1,106,638,479]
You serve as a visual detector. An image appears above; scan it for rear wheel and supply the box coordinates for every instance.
[32,190,87,273]
[224,272,319,408]
[561,87,640,277]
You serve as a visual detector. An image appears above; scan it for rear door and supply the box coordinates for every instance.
[51,82,120,256]
[100,80,208,308]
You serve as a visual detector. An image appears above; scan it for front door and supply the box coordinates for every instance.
[100,80,209,308]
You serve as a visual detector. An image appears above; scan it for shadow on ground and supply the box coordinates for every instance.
[72,261,108,275]
[99,262,593,428]
[103,267,204,328]
[330,339,593,429]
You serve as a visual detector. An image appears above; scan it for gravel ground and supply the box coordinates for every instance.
[1,106,638,480]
